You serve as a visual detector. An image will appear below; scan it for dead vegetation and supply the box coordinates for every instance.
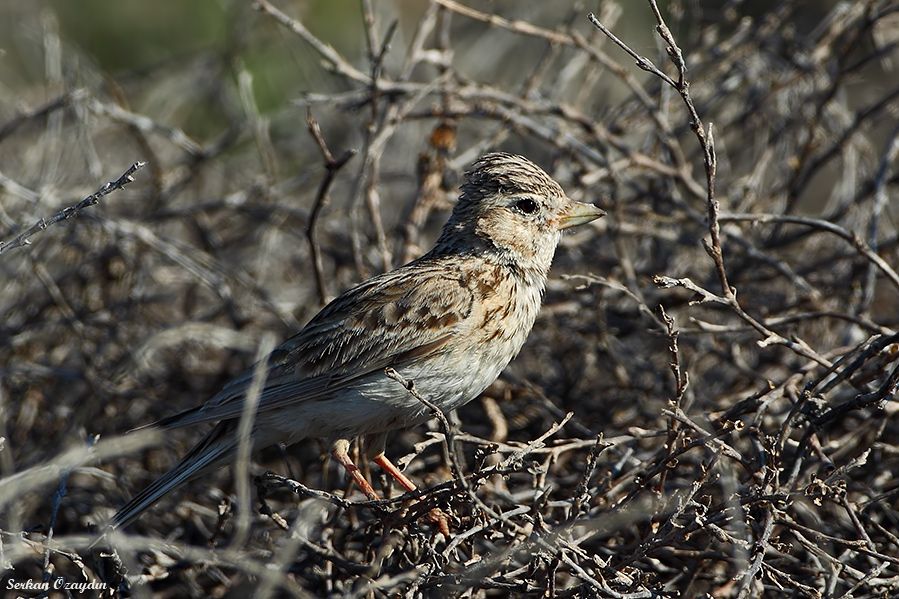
[1,1,899,596]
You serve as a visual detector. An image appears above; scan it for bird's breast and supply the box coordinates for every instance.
[473,267,543,352]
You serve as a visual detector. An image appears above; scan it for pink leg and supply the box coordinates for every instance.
[372,452,450,537]
[373,453,417,492]
[332,439,379,501]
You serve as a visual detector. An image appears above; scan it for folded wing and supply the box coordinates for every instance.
[148,260,474,429]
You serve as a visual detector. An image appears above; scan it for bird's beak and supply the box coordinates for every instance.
[559,201,605,229]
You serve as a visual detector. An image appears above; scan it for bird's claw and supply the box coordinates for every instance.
[427,507,451,537]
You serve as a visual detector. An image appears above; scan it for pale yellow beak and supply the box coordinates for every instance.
[559,201,605,229]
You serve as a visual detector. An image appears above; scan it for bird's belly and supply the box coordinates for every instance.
[265,346,511,443]
[356,350,505,426]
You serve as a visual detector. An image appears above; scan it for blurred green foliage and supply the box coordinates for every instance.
[48,1,230,72]
[0,1,367,137]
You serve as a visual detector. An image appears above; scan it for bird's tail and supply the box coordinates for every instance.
[112,422,237,530]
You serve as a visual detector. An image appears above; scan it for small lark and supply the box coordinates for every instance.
[113,152,604,528]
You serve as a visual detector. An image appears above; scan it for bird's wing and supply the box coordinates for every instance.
[149,260,475,429]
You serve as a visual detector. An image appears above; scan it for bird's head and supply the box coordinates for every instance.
[435,152,604,276]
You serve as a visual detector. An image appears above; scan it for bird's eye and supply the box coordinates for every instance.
[514,198,539,215]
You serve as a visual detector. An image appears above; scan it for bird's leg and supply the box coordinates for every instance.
[331,438,379,501]
[363,433,450,535]
[372,452,451,537]
[364,433,417,493]
[372,453,417,492]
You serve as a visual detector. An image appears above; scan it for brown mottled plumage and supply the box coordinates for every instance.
[112,153,604,529]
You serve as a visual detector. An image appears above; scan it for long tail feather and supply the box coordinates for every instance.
[112,422,236,529]
[128,405,204,433]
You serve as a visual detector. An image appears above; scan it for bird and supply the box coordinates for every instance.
[111,152,604,529]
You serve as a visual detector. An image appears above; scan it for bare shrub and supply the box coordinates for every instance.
[1,1,898,596]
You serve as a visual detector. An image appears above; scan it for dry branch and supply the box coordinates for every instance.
[0,162,145,256]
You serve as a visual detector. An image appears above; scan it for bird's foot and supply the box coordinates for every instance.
[427,507,451,537]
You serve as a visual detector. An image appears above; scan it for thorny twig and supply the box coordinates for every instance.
[304,111,357,306]
[0,161,145,256]
[591,5,831,368]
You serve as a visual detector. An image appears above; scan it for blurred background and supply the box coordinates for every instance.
[1,0,898,597]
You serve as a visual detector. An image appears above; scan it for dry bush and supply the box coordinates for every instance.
[1,1,899,597]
